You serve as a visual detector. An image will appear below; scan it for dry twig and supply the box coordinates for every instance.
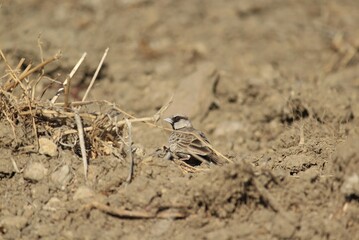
[299,122,305,145]
[81,48,109,103]
[10,158,21,173]
[125,118,134,183]
[51,52,87,103]
[74,110,88,180]
[84,201,188,219]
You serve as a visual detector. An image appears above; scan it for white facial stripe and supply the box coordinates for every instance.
[173,118,192,129]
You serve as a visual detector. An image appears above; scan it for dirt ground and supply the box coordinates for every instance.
[1,0,359,239]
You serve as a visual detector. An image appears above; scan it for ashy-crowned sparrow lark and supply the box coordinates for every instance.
[164,115,222,165]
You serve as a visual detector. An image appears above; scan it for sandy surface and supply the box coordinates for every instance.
[1,0,359,239]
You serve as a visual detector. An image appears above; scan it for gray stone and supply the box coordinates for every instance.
[341,173,359,197]
[0,216,27,229]
[73,186,94,200]
[51,165,72,189]
[23,162,48,182]
[39,137,58,157]
[43,197,63,211]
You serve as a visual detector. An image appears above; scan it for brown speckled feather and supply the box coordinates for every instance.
[168,127,221,164]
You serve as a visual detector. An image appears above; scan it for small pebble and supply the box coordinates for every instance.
[23,162,48,182]
[51,165,72,189]
[39,137,58,157]
[341,173,359,197]
[73,186,94,200]
[43,197,62,211]
[0,216,27,229]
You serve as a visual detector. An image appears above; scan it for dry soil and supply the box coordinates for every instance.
[0,0,359,239]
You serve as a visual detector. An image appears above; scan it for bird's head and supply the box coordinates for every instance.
[164,115,193,130]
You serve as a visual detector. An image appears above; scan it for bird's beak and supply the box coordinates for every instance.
[164,117,173,124]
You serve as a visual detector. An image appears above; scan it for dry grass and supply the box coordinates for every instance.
[0,48,163,179]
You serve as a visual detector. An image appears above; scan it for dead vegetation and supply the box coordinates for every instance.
[0,48,160,179]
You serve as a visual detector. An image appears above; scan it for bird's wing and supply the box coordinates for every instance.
[188,130,223,164]
[171,129,222,164]
[186,131,212,156]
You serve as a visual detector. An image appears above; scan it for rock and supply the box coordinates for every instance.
[23,162,48,182]
[73,186,94,200]
[341,173,359,197]
[51,165,72,189]
[39,137,58,157]
[22,205,34,219]
[43,197,68,222]
[33,223,53,238]
[0,150,23,176]
[31,184,50,202]
[43,197,63,211]
[0,216,27,229]
[165,62,219,120]
[0,158,14,177]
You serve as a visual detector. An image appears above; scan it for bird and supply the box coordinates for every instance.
[164,115,222,165]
